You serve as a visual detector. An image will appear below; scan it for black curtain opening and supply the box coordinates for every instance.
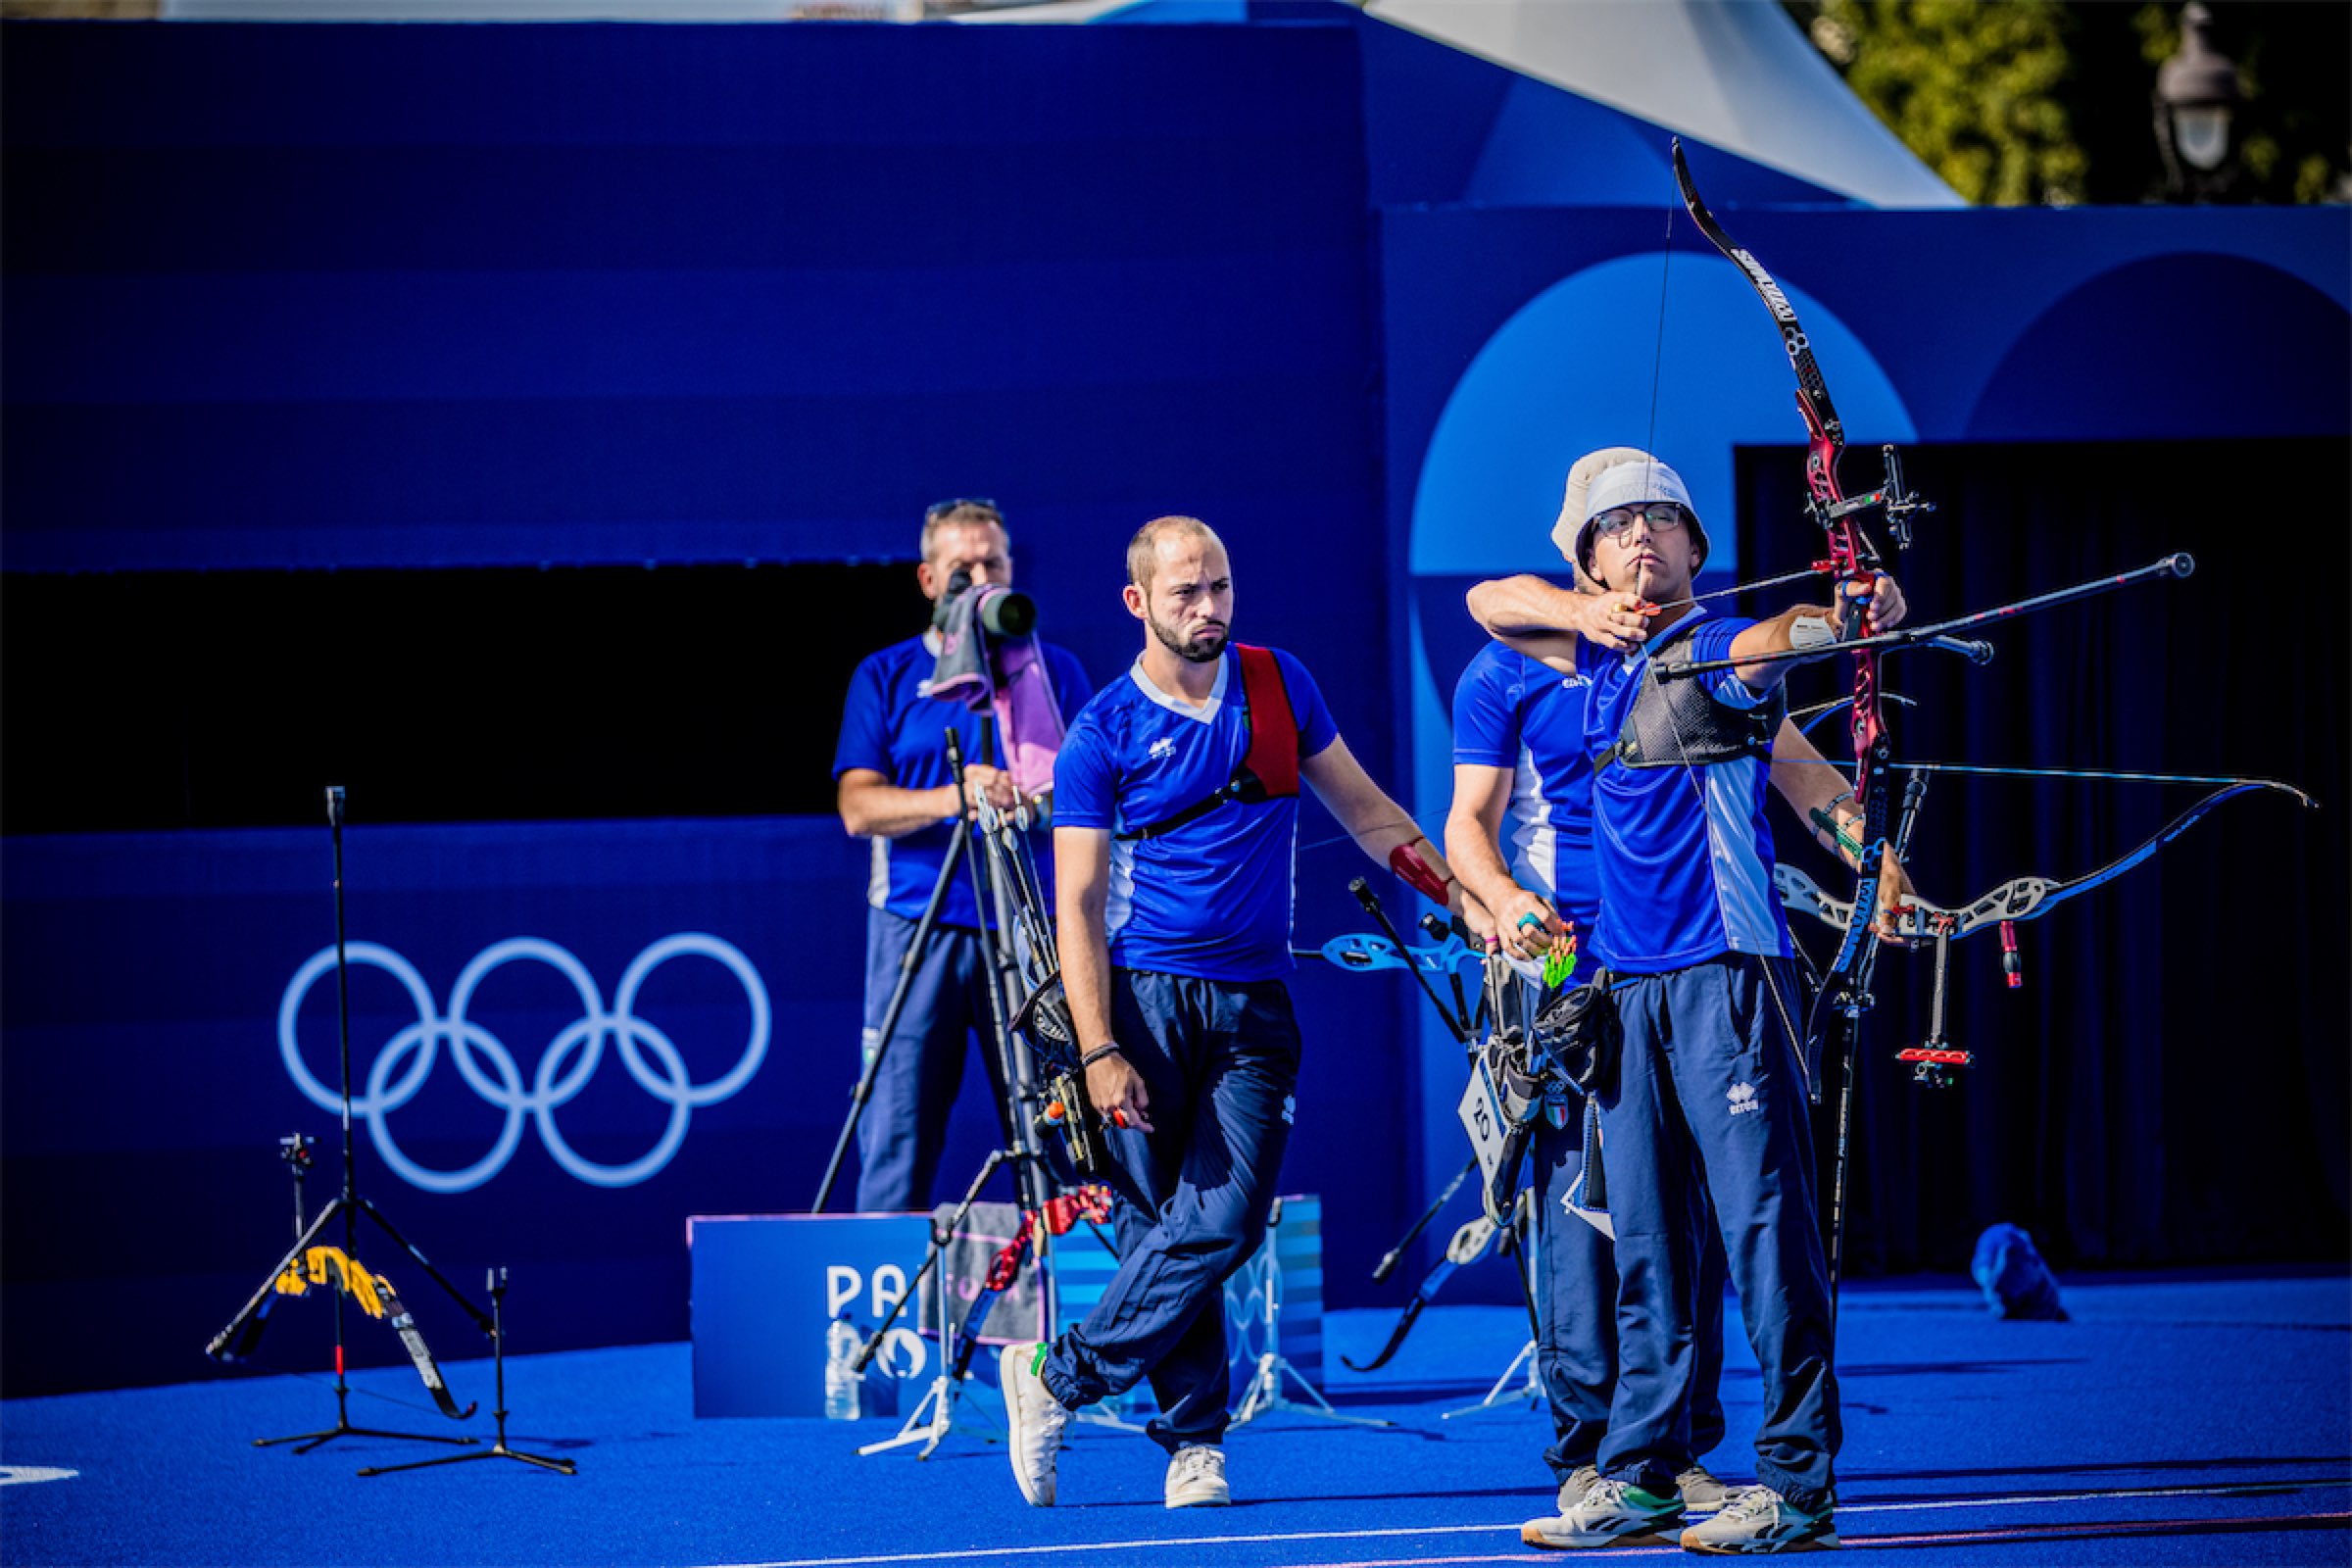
[1735,436,2350,1275]
[0,561,924,833]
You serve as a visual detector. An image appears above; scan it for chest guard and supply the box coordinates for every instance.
[1594,619,1786,773]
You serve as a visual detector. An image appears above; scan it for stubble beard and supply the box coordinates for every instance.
[1150,612,1228,664]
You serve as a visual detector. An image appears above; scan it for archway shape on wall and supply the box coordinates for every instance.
[1399,251,1918,1209]
[1964,253,2352,444]
[1409,252,1918,579]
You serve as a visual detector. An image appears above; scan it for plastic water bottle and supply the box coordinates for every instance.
[824,1311,861,1420]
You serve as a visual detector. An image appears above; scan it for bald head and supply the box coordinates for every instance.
[1126,514,1225,594]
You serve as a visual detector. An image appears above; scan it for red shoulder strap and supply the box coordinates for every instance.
[1235,643,1298,800]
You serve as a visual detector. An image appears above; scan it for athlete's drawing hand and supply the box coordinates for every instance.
[1573,589,1654,655]
[1495,888,1563,962]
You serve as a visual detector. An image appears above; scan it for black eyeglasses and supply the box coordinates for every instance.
[1591,503,1689,541]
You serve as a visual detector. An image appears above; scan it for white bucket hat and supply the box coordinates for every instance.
[1551,447,1653,581]
[1566,455,1709,577]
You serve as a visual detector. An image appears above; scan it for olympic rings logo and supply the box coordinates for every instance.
[277,935,769,1194]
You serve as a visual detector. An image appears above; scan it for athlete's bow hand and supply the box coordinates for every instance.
[1086,1051,1152,1135]
[1837,572,1907,637]
[1459,890,1499,946]
[1872,846,1920,949]
[1573,589,1654,655]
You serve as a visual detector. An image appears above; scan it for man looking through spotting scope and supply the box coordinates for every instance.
[998,514,1463,1510]
[832,499,1093,1212]
[1466,456,1911,1553]
[1448,449,1914,1545]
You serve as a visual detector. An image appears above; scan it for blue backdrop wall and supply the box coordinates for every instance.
[1,16,1445,1396]
[5,11,2346,1396]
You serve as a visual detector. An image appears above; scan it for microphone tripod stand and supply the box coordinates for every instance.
[207,786,491,1458]
[1229,1198,1390,1430]
[360,1269,576,1477]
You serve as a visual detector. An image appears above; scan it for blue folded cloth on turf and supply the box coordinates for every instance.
[1971,1222,2068,1320]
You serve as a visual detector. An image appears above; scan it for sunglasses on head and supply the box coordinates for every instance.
[926,496,1003,522]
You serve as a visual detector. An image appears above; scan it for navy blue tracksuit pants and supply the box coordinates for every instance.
[1594,954,1839,1514]
[1530,1109,1729,1482]
[1041,968,1299,1454]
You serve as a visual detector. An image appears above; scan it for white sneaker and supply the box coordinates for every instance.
[1677,1464,1747,1515]
[1678,1484,1838,1553]
[1164,1444,1230,1508]
[1556,1463,1600,1512]
[1520,1477,1684,1549]
[1000,1342,1071,1507]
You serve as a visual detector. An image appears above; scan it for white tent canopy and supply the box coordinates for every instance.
[1365,0,1963,209]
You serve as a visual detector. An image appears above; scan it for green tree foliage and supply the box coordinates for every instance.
[1785,0,2348,206]
[1791,0,2086,205]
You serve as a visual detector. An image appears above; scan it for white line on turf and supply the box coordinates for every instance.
[0,1468,78,1488]
[717,1478,2351,1568]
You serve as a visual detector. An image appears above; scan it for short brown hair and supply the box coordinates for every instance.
[1126,514,1222,592]
[919,499,1009,563]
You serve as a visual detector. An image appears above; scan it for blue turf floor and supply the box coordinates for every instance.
[3,1274,2347,1567]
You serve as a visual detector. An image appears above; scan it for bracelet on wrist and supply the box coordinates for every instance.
[1079,1043,1125,1068]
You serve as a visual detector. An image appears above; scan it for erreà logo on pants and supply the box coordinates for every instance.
[1727,1082,1761,1116]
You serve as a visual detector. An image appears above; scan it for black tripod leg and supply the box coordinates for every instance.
[855,1150,1007,1372]
[814,811,974,1212]
[359,1198,492,1335]
[207,1200,344,1362]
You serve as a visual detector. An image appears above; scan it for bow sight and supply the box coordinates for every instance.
[1813,443,1934,558]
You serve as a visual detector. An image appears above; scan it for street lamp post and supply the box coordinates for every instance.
[2154,2,2245,202]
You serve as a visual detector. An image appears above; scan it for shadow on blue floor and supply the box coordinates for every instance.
[3,1273,2346,1567]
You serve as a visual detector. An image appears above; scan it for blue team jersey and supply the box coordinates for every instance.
[832,631,1095,929]
[1053,645,1340,982]
[1449,642,1601,932]
[1576,613,1791,974]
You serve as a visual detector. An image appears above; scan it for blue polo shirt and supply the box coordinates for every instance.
[832,631,1094,929]
[1576,613,1791,974]
[1450,642,1601,933]
[1052,645,1340,982]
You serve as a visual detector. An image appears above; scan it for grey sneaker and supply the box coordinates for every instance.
[1521,1477,1684,1549]
[1679,1485,1838,1553]
[1556,1463,1601,1512]
[1677,1464,1746,1515]
[1000,1342,1071,1507]
[1164,1443,1230,1507]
